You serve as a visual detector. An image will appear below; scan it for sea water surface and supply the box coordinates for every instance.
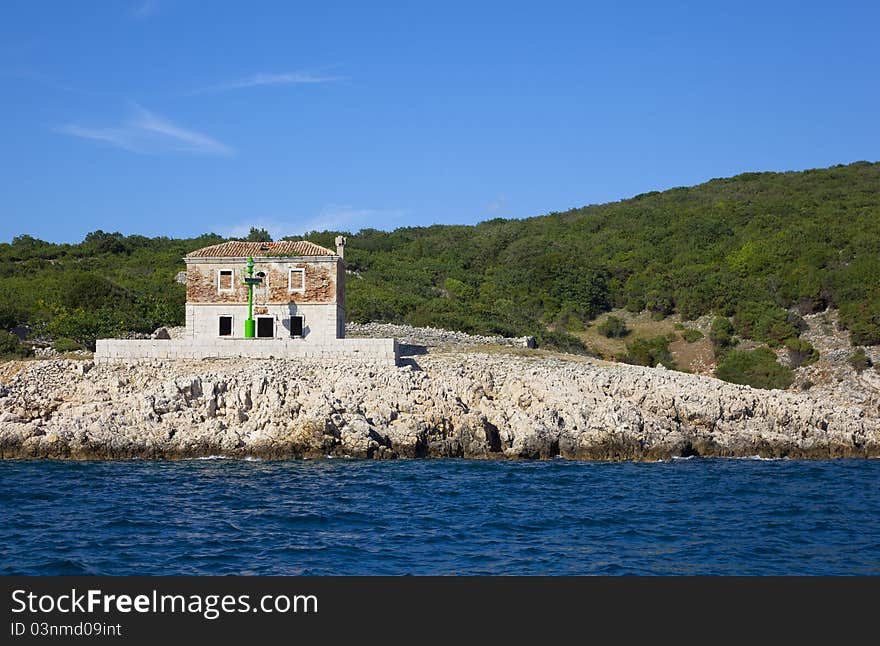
[1,458,878,575]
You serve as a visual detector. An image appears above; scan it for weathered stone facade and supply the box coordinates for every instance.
[94,238,398,364]
[185,259,338,306]
[182,240,345,343]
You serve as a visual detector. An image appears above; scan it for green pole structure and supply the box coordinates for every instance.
[244,256,255,338]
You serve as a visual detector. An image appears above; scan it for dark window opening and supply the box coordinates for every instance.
[219,316,233,337]
[257,317,274,338]
[290,316,304,337]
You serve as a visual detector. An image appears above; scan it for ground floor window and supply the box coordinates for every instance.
[218,315,233,336]
[290,315,304,337]
[257,316,274,338]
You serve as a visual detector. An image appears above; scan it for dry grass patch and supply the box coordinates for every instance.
[575,309,713,373]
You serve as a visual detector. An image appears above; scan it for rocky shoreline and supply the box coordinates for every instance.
[1,347,878,460]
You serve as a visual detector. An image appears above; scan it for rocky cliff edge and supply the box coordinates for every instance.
[1,348,877,460]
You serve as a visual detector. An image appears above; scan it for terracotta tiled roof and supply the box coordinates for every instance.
[186,240,335,258]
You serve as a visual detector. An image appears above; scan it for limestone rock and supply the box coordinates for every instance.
[0,348,877,460]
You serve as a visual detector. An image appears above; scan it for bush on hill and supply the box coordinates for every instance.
[0,330,32,359]
[597,315,629,338]
[623,335,676,369]
[715,347,794,390]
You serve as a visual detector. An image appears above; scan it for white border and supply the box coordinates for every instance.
[217,268,235,293]
[218,314,234,337]
[288,268,305,293]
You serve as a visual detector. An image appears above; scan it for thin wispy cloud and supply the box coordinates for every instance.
[56,124,141,152]
[223,206,407,240]
[195,72,345,94]
[133,0,159,18]
[56,104,233,156]
[486,195,508,213]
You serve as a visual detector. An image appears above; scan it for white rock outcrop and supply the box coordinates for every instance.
[0,352,877,460]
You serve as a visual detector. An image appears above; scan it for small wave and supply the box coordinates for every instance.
[730,455,788,461]
[187,455,232,460]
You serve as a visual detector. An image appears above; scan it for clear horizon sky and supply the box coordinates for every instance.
[2,1,878,244]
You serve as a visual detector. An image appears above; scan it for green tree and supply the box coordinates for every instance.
[245,227,272,242]
[709,317,735,353]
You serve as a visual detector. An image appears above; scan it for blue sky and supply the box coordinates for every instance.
[2,1,878,243]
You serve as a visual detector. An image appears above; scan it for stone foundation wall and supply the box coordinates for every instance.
[95,337,398,365]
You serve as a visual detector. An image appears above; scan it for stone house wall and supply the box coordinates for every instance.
[184,256,345,342]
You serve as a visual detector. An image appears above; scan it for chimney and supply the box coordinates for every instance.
[335,235,346,258]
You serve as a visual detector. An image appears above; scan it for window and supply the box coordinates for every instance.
[218,316,233,337]
[257,317,274,338]
[288,268,305,293]
[289,315,304,338]
[218,269,234,292]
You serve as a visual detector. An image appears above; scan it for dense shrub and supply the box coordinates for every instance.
[623,335,676,369]
[682,328,704,343]
[597,315,629,338]
[0,330,33,359]
[553,304,585,332]
[732,303,801,347]
[51,337,83,352]
[715,347,793,390]
[625,297,646,313]
[536,331,596,355]
[709,317,736,353]
[839,297,880,346]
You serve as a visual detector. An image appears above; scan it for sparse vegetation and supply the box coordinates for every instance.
[784,338,819,368]
[848,348,873,373]
[51,337,83,353]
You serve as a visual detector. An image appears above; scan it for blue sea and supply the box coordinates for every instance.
[1,458,878,575]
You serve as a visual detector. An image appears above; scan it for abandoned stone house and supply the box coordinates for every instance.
[94,236,398,364]
[183,238,346,342]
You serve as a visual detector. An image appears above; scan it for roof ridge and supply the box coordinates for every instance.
[185,240,336,258]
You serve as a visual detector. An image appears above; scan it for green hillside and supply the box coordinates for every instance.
[1,161,878,358]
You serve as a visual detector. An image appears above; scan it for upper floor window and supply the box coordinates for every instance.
[288,268,305,293]
[217,269,234,292]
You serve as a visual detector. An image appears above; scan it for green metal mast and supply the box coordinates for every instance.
[244,256,255,338]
